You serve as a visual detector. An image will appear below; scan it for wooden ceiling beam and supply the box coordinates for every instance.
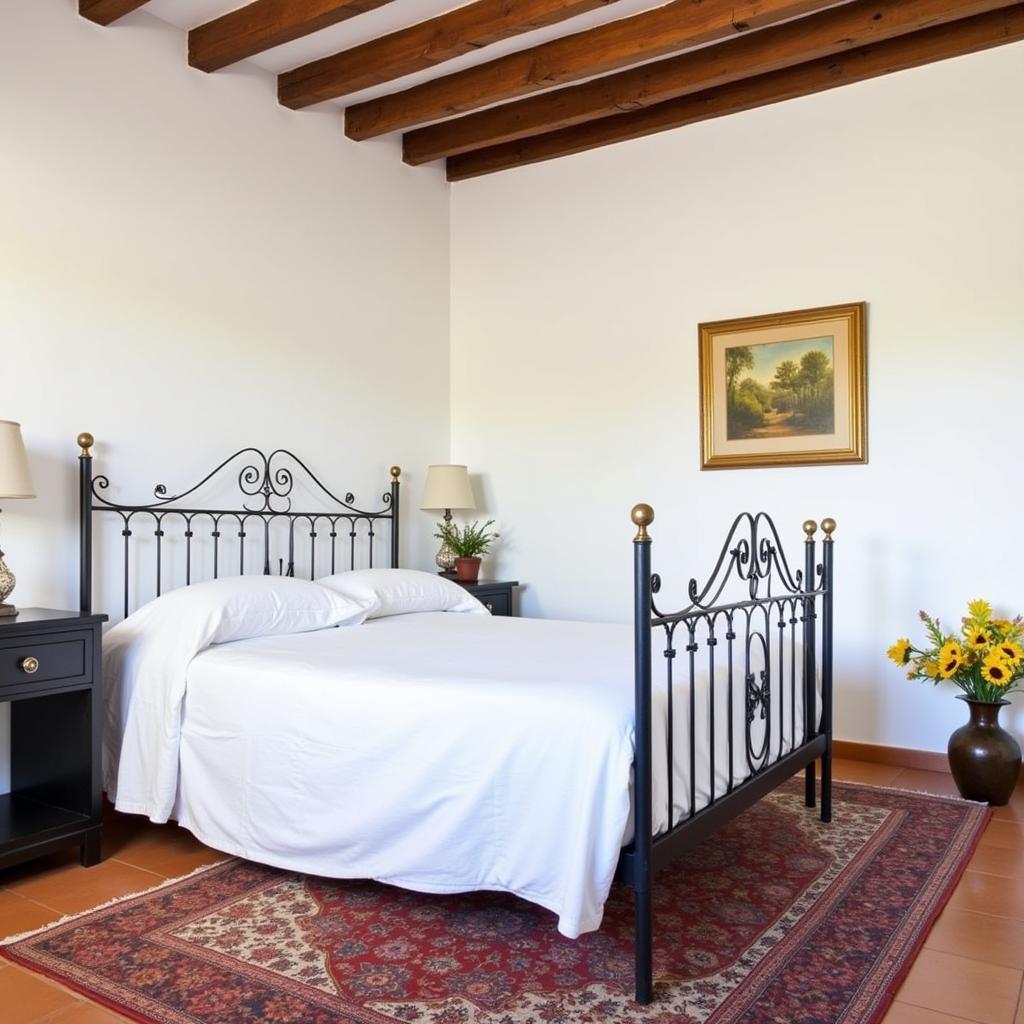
[446,3,1024,180]
[406,0,1018,164]
[189,0,398,74]
[79,0,150,25]
[344,0,842,140]
[279,0,622,110]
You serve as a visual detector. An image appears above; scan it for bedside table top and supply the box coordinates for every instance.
[0,608,107,629]
[453,579,519,589]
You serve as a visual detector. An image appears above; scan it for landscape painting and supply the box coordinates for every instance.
[725,337,835,440]
[699,302,867,469]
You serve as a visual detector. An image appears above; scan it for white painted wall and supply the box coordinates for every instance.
[0,0,451,790]
[451,43,1024,754]
[3,0,1021,783]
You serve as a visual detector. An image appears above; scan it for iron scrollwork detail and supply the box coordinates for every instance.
[650,511,812,621]
[745,670,770,726]
[91,448,386,518]
[86,446,399,618]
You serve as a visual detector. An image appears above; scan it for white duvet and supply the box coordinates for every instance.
[104,610,813,938]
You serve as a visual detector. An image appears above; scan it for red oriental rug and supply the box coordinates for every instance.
[2,781,988,1024]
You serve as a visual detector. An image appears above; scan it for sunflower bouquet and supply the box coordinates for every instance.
[888,599,1024,703]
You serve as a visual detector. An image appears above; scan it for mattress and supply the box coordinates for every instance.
[134,611,815,938]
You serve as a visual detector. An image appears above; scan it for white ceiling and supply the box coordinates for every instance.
[143,0,668,111]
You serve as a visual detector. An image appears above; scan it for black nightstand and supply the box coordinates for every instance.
[0,609,106,871]
[455,579,519,617]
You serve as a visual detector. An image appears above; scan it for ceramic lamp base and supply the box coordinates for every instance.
[0,550,15,616]
[434,508,457,574]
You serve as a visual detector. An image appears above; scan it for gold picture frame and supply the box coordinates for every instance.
[699,302,867,470]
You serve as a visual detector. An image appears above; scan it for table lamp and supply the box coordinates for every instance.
[420,464,475,575]
[0,420,36,617]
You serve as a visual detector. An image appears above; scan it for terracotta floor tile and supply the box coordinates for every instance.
[105,820,226,878]
[0,964,79,1023]
[969,843,1023,879]
[894,769,964,798]
[830,758,903,785]
[0,890,63,940]
[49,1002,134,1023]
[896,949,1021,1024]
[925,906,1024,969]
[3,858,162,916]
[883,1003,981,1024]
[0,848,80,887]
[981,820,1024,850]
[113,844,226,880]
[992,785,1024,823]
[948,871,1024,921]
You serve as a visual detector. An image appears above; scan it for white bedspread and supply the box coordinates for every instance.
[104,612,813,938]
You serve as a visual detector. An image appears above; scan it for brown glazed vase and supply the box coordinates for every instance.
[454,557,481,583]
[947,697,1021,805]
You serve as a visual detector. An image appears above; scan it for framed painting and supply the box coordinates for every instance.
[699,302,867,470]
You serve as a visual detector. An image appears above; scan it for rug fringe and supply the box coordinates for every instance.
[1,859,228,947]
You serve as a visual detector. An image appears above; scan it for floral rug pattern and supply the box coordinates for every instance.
[1,781,989,1024]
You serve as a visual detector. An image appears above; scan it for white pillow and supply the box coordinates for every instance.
[316,568,486,618]
[109,574,374,647]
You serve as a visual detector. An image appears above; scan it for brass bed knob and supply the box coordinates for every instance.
[631,503,654,542]
[19,656,39,674]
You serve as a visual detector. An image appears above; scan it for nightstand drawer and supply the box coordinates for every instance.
[455,579,518,617]
[480,591,511,617]
[0,632,91,690]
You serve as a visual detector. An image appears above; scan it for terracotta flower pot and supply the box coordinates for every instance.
[948,696,1022,806]
[454,557,481,583]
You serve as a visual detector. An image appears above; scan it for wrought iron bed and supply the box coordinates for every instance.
[76,434,834,1006]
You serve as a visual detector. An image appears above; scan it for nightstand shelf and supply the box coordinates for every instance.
[0,793,92,850]
[0,608,106,871]
[454,579,519,617]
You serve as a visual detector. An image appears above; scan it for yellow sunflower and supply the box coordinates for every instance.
[993,618,1014,634]
[967,598,993,623]
[981,653,1014,687]
[923,661,940,679]
[938,641,963,679]
[887,638,912,666]
[964,626,991,649]
[996,640,1024,666]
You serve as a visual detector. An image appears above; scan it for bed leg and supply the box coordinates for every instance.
[804,761,816,808]
[819,518,835,825]
[635,888,653,1004]
[821,753,833,823]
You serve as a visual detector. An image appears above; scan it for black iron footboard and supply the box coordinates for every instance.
[618,505,834,1004]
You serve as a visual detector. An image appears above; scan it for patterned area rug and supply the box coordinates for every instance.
[2,781,988,1024]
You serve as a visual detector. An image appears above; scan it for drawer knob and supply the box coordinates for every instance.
[19,656,39,674]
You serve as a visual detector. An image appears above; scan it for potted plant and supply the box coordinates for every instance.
[434,519,498,583]
[888,599,1023,805]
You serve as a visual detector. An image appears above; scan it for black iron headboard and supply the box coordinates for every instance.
[77,433,400,617]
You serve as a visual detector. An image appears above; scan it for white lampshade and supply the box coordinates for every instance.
[0,421,35,499]
[420,464,475,511]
